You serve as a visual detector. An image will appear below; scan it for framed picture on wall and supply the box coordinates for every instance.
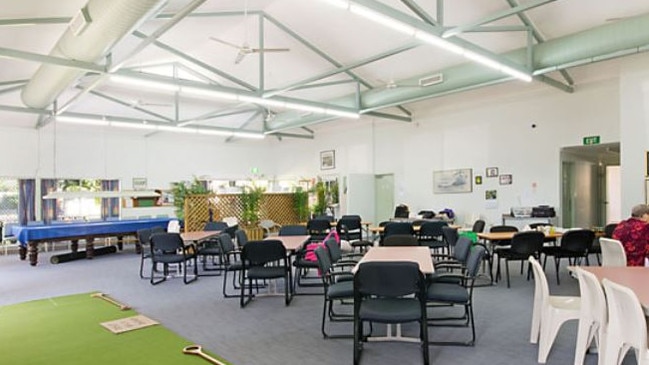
[475,176,483,185]
[320,150,335,170]
[499,174,513,185]
[486,167,499,177]
[433,168,472,194]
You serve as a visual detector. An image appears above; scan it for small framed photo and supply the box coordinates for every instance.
[485,190,497,200]
[499,174,513,185]
[475,176,483,185]
[132,177,147,190]
[486,167,499,177]
[320,150,335,170]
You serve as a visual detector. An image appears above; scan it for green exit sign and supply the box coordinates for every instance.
[583,136,600,145]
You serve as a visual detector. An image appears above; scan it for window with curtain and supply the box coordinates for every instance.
[0,178,19,224]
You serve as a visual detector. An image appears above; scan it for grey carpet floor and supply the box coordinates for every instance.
[0,246,622,365]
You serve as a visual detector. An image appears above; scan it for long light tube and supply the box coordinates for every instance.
[110,75,360,119]
[322,0,532,82]
[55,116,265,139]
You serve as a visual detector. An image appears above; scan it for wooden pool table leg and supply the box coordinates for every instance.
[70,239,79,252]
[86,237,95,259]
[28,241,39,266]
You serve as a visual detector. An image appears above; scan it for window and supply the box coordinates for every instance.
[0,178,19,224]
[56,179,102,221]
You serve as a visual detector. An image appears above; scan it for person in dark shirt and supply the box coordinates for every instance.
[612,204,649,266]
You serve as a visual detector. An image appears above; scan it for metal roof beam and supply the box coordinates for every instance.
[0,17,70,26]
[443,0,555,38]
[400,0,438,26]
[0,46,105,73]
[0,84,24,96]
[364,111,412,122]
[86,89,175,122]
[225,111,261,142]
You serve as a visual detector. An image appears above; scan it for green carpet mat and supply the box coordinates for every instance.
[0,292,231,365]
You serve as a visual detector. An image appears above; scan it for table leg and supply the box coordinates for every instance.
[116,235,124,251]
[70,239,79,252]
[19,245,26,260]
[28,241,38,266]
[86,237,95,259]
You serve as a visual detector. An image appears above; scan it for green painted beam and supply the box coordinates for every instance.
[0,46,105,73]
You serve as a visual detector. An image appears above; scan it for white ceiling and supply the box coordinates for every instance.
[0,0,648,138]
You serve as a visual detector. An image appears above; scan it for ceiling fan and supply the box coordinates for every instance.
[208,0,289,64]
[209,37,289,64]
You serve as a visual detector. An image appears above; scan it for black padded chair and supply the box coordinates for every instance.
[418,210,436,219]
[234,229,248,248]
[495,231,545,288]
[196,222,226,274]
[306,218,331,242]
[394,204,410,218]
[136,228,152,279]
[441,226,459,255]
[218,233,245,299]
[279,225,308,236]
[603,223,618,238]
[418,221,448,253]
[382,222,414,244]
[324,238,361,277]
[353,261,429,365]
[471,219,486,233]
[204,221,228,231]
[542,229,595,285]
[381,234,420,247]
[240,239,292,307]
[426,245,486,346]
[431,236,473,282]
[314,246,355,338]
[149,233,198,285]
[337,216,373,253]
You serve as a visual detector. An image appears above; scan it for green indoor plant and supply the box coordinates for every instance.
[293,187,309,222]
[170,177,209,220]
[240,185,265,227]
[311,181,327,217]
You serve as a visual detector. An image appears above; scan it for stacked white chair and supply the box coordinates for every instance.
[599,238,626,267]
[573,267,607,365]
[602,279,649,365]
[528,256,581,363]
[167,219,180,233]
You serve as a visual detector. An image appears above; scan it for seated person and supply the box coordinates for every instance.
[612,204,649,266]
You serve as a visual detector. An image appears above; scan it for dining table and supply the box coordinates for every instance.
[573,266,649,315]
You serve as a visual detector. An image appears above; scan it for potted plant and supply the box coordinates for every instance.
[311,181,327,217]
[293,187,309,223]
[240,185,265,227]
[170,177,209,221]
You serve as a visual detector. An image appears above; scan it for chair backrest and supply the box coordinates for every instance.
[465,245,487,279]
[241,240,287,266]
[529,222,552,230]
[602,278,648,357]
[560,229,595,253]
[218,232,236,253]
[603,223,618,238]
[528,256,550,309]
[336,216,362,232]
[204,221,228,231]
[314,246,334,284]
[355,261,423,298]
[279,225,308,236]
[324,237,343,263]
[381,234,420,247]
[151,226,166,234]
[307,219,331,232]
[441,226,459,248]
[418,210,436,219]
[167,219,180,233]
[150,233,184,253]
[510,231,545,255]
[137,228,152,245]
[259,219,278,230]
[394,204,410,218]
[600,237,627,267]
[234,229,248,247]
[383,222,414,238]
[574,267,607,335]
[490,225,518,233]
[472,219,486,233]
[452,236,473,263]
[418,221,447,237]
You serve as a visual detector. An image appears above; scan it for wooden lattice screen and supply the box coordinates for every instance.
[184,193,300,233]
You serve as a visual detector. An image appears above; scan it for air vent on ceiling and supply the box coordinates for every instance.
[419,73,444,87]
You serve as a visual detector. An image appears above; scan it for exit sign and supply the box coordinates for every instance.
[583,136,600,145]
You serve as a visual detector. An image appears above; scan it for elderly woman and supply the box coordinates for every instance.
[613,204,649,266]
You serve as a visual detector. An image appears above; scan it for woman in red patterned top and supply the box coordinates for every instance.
[612,204,649,266]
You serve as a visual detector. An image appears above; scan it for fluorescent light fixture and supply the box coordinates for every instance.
[110,121,157,130]
[324,0,532,82]
[57,116,109,126]
[111,75,360,119]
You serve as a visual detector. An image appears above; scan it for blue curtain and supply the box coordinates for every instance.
[101,180,120,220]
[41,179,58,224]
[18,179,35,225]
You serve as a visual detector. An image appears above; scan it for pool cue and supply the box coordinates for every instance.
[90,292,131,311]
[182,345,227,365]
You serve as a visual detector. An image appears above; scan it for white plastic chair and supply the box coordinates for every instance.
[573,267,607,365]
[222,216,238,227]
[599,238,626,267]
[529,256,581,363]
[167,219,180,233]
[602,278,649,365]
[259,219,281,237]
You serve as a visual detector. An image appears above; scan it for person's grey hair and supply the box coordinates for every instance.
[631,204,649,217]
